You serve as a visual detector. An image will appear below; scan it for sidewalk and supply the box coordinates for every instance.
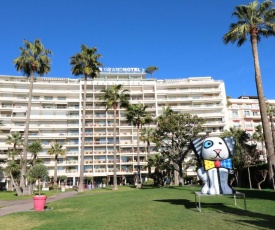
[0,191,77,217]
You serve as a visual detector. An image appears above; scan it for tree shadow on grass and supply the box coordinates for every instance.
[153,198,275,229]
[237,188,275,202]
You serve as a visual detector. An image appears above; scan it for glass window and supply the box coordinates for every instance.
[244,110,250,116]
[232,111,238,117]
[44,96,53,100]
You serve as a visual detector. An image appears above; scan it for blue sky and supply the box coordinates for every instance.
[1,0,275,99]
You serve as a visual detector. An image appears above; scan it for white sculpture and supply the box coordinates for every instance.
[191,137,236,195]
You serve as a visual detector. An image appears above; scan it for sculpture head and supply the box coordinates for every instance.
[191,136,235,161]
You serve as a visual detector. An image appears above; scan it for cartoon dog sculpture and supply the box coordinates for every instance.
[191,137,236,195]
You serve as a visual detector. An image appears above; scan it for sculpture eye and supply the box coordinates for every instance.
[204,140,213,149]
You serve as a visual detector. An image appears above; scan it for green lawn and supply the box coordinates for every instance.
[0,186,275,230]
[0,189,75,201]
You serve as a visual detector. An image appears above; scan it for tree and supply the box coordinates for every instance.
[126,103,153,185]
[6,132,23,161]
[154,112,205,186]
[140,127,155,174]
[266,103,275,149]
[13,39,52,195]
[4,161,21,194]
[145,66,158,77]
[147,154,171,187]
[47,142,66,188]
[255,169,268,190]
[27,163,48,196]
[70,44,102,192]
[100,84,130,190]
[221,127,260,188]
[140,127,155,156]
[6,132,23,193]
[223,0,275,187]
[26,140,43,166]
[253,125,266,163]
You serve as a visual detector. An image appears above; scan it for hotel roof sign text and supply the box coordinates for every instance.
[99,67,145,73]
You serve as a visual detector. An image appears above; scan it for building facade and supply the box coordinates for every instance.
[227,96,275,162]
[0,69,229,186]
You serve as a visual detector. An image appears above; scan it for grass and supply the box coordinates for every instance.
[0,186,275,230]
[0,189,74,201]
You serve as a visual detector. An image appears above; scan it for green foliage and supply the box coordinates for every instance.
[223,0,275,46]
[27,164,48,180]
[47,142,66,159]
[70,44,102,79]
[145,66,158,76]
[126,103,153,129]
[100,84,130,110]
[27,140,43,166]
[59,175,67,182]
[13,39,52,77]
[154,112,206,184]
[221,127,258,168]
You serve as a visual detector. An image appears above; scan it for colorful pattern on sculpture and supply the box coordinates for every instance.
[191,136,236,195]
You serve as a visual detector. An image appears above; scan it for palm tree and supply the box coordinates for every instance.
[140,127,155,175]
[253,125,266,163]
[47,142,66,188]
[26,140,43,166]
[220,127,250,186]
[157,106,174,123]
[4,160,21,194]
[70,44,102,192]
[140,127,155,155]
[223,0,275,186]
[126,103,153,185]
[6,132,24,169]
[266,103,275,148]
[100,84,130,190]
[13,39,52,194]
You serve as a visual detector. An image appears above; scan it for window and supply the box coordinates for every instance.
[233,122,240,127]
[44,96,53,100]
[33,96,40,100]
[58,96,66,100]
[245,122,252,127]
[253,111,259,116]
[244,110,250,116]
[232,111,238,117]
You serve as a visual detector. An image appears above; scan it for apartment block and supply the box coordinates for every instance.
[0,69,228,186]
[227,96,275,162]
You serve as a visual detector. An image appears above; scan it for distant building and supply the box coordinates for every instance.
[0,70,228,187]
[227,95,275,162]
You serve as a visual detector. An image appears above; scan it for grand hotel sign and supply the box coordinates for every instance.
[99,67,145,73]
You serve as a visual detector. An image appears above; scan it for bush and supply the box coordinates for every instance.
[143,178,154,185]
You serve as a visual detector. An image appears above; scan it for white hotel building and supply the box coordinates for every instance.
[0,68,229,186]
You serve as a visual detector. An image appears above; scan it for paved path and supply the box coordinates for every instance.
[0,191,77,217]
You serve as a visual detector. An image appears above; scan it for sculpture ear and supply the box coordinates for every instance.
[191,138,205,159]
[223,137,236,157]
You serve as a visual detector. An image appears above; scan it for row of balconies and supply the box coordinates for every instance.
[81,168,148,174]
[45,159,146,165]
[42,150,148,156]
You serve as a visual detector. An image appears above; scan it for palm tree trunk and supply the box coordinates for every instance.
[78,78,87,192]
[270,115,275,151]
[147,141,151,174]
[20,73,34,195]
[113,107,118,190]
[54,157,58,187]
[10,173,22,195]
[251,35,275,188]
[137,126,141,185]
